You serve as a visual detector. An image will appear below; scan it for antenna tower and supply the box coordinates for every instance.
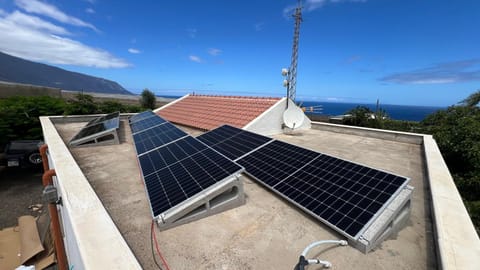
[286,0,303,104]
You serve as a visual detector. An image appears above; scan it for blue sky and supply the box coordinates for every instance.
[0,0,479,106]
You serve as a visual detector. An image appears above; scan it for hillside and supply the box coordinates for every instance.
[0,51,132,95]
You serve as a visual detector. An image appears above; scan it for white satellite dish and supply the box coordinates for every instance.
[283,99,305,129]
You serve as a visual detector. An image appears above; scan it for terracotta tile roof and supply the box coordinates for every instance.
[157,94,282,130]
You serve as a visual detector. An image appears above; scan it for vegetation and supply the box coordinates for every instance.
[0,95,66,147]
[342,91,480,232]
[421,91,480,231]
[0,94,142,150]
[140,88,156,110]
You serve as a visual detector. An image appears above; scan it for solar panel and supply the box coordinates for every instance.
[70,122,108,141]
[271,154,407,238]
[237,140,320,187]
[197,125,273,160]
[133,122,188,155]
[85,111,119,127]
[69,112,120,146]
[130,116,167,134]
[202,125,410,240]
[137,136,243,216]
[129,111,156,123]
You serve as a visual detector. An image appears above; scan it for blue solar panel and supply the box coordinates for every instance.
[269,154,407,237]
[133,122,188,155]
[130,119,244,218]
[197,125,273,160]
[131,116,167,134]
[70,113,120,142]
[237,140,320,186]
[129,111,155,123]
[138,137,243,216]
[202,125,410,239]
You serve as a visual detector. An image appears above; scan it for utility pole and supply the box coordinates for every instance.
[283,0,303,107]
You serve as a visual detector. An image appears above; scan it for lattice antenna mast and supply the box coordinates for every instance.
[284,0,303,105]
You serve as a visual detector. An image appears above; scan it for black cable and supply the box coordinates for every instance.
[151,221,164,270]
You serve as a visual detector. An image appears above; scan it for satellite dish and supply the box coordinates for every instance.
[283,99,305,129]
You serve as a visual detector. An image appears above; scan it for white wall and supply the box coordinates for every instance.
[40,117,142,270]
[244,98,311,136]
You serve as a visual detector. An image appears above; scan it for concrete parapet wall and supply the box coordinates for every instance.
[423,136,480,269]
[0,81,61,98]
[311,121,424,145]
[39,116,142,269]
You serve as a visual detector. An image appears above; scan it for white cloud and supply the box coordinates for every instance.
[15,0,98,32]
[189,55,202,63]
[128,48,141,54]
[5,11,70,35]
[85,8,95,14]
[0,10,129,68]
[207,48,222,56]
[0,9,6,16]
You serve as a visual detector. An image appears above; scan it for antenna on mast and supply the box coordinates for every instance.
[282,0,303,108]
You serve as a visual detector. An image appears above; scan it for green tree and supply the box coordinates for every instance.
[98,101,141,113]
[342,106,376,127]
[459,90,480,108]
[65,93,98,115]
[0,96,66,147]
[140,89,156,110]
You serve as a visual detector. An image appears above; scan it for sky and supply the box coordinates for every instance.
[0,0,479,106]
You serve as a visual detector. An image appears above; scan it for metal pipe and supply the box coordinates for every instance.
[40,145,68,270]
[39,144,49,173]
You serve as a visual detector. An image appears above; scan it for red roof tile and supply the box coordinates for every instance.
[157,94,281,130]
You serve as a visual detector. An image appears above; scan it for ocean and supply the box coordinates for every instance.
[300,101,445,122]
[156,95,444,122]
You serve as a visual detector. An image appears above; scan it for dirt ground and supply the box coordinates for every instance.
[0,166,44,228]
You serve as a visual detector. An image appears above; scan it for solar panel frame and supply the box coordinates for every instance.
[201,125,411,240]
[136,136,244,217]
[85,111,120,127]
[69,113,120,144]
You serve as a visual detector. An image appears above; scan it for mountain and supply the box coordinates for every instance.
[0,51,132,95]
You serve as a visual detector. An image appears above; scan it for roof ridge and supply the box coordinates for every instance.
[190,94,282,100]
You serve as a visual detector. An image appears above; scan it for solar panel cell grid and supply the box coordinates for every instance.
[129,111,156,123]
[237,140,320,186]
[131,116,167,134]
[133,123,188,155]
[197,125,273,160]
[268,153,407,237]
[141,147,242,216]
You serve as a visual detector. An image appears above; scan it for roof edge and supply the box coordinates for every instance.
[190,94,282,100]
[154,93,191,112]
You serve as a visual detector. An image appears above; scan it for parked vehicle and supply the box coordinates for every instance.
[1,140,43,168]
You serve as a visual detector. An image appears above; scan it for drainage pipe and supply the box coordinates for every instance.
[40,145,68,270]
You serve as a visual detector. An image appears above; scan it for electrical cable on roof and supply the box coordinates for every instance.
[293,240,348,270]
[150,220,164,270]
[151,220,172,270]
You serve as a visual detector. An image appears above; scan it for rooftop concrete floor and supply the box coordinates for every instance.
[54,121,436,270]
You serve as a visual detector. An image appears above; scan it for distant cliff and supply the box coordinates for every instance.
[0,51,132,95]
